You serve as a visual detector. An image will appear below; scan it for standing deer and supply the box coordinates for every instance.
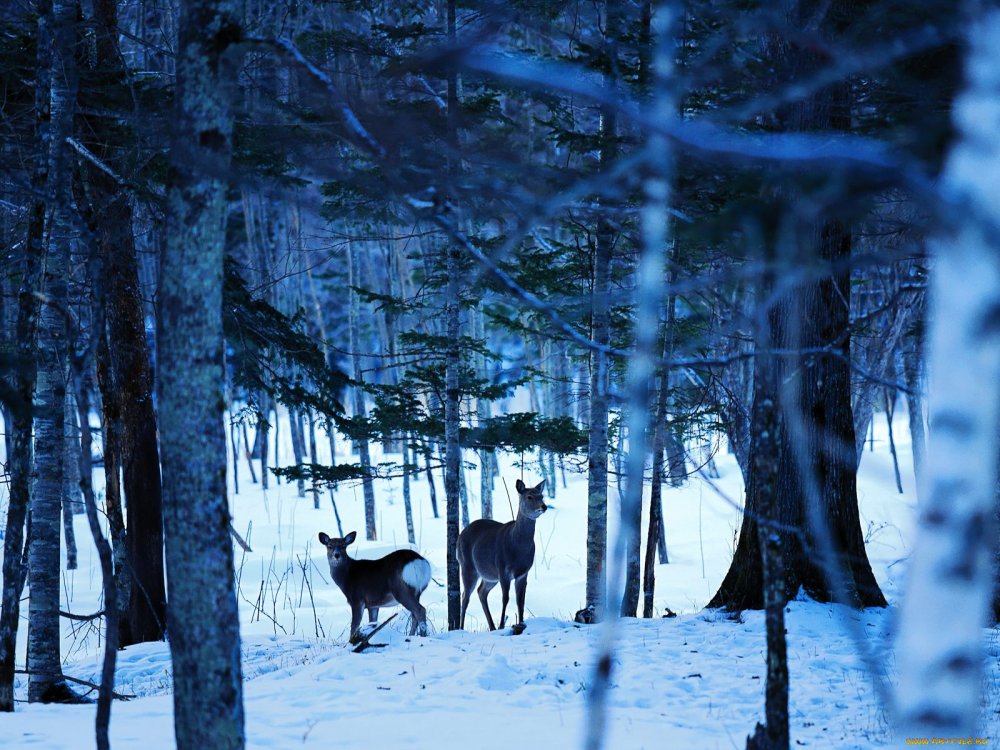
[457,478,548,630]
[318,531,431,643]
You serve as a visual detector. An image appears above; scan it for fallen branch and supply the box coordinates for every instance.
[351,613,398,653]
[14,669,135,700]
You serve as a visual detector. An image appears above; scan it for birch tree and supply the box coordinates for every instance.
[27,0,80,704]
[895,6,1000,738]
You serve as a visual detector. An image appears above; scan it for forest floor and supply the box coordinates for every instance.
[3,409,1000,749]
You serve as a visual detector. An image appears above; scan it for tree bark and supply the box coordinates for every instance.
[902,314,927,490]
[28,0,80,705]
[159,0,246,744]
[709,0,885,613]
[585,0,618,615]
[95,332,132,646]
[444,0,462,632]
[348,241,377,540]
[81,0,168,646]
[0,0,50,710]
[896,8,1000,738]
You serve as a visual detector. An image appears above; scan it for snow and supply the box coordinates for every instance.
[1,408,999,749]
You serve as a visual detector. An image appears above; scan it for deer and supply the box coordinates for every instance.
[457,478,548,631]
[317,531,431,643]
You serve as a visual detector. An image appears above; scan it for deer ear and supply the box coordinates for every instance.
[535,480,545,492]
[318,532,330,546]
[344,531,357,545]
[515,479,526,493]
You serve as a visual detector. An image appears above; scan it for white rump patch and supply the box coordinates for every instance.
[402,559,431,591]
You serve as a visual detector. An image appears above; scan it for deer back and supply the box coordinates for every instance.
[319,531,431,608]
[458,479,547,581]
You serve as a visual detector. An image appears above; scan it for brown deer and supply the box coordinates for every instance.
[318,531,431,643]
[457,479,547,631]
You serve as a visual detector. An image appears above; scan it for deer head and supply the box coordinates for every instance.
[515,479,547,520]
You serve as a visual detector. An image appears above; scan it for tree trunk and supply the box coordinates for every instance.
[620,0,672,619]
[257,393,269,489]
[423,438,440,519]
[96,332,132,646]
[403,437,416,545]
[70,300,119,750]
[902,316,927,490]
[159,0,246,744]
[585,2,617,613]
[475,309,493,519]
[709,0,885,613]
[746,249,788,750]
[896,8,1000,738]
[79,0,168,646]
[28,0,80,705]
[61,391,79,570]
[444,0,462,631]
[289,406,306,498]
[348,241,377,540]
[0,0,50,709]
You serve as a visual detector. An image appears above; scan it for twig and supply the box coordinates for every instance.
[229,522,253,553]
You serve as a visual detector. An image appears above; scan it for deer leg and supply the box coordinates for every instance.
[349,602,365,644]
[460,577,477,630]
[514,574,528,625]
[460,561,479,630]
[395,586,428,636]
[498,578,511,630]
[367,607,379,624]
[477,580,498,630]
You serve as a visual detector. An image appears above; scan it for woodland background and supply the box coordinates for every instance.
[1,0,999,749]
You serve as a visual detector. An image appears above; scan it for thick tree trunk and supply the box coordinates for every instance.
[28,0,80,705]
[82,0,167,646]
[159,0,245,745]
[896,9,1000,738]
[709,0,884,613]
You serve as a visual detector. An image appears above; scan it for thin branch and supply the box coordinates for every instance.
[65,137,126,185]
[60,610,105,622]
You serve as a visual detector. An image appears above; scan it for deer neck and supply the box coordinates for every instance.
[511,511,537,538]
[330,556,355,590]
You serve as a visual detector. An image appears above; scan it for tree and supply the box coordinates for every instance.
[0,0,48,713]
[895,6,1000,738]
[158,0,245,745]
[708,0,886,612]
[27,0,82,704]
[78,0,167,647]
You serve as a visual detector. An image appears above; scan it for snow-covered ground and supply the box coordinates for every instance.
[2,407,998,749]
